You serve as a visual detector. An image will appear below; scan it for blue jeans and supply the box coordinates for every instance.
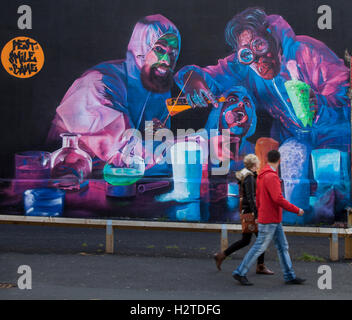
[233,223,296,282]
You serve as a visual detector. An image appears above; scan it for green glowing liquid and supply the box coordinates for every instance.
[285,80,313,127]
[103,165,144,186]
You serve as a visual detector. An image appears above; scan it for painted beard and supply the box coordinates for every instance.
[141,64,173,93]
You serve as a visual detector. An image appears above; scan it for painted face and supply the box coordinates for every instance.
[220,90,254,138]
[237,29,280,80]
[141,34,179,93]
[149,34,179,71]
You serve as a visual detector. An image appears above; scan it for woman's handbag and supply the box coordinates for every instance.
[240,212,258,233]
[239,176,258,234]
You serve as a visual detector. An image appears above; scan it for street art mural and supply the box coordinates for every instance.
[0,2,351,226]
[174,7,351,224]
[47,14,181,177]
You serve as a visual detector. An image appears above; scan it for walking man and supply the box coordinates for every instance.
[232,150,306,285]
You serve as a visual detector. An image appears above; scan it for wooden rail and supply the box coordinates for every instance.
[0,213,351,261]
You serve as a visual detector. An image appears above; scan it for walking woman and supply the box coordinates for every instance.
[214,154,273,275]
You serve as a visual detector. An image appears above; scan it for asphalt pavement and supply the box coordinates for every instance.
[0,224,351,300]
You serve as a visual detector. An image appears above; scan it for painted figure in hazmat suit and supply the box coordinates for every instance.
[48,14,181,176]
[206,86,257,172]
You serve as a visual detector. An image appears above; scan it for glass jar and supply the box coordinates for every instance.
[15,151,51,179]
[50,133,92,191]
[13,151,51,194]
[24,188,65,217]
[280,129,312,225]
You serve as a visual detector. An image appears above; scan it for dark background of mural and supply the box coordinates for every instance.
[0,0,351,177]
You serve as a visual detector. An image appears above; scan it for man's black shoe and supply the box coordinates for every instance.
[285,277,306,285]
[233,274,253,286]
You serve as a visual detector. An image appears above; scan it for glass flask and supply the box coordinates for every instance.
[103,155,145,197]
[50,133,92,191]
[103,156,145,187]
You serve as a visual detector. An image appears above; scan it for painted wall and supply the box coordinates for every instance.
[0,0,351,225]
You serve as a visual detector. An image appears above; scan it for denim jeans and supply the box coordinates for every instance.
[233,223,296,282]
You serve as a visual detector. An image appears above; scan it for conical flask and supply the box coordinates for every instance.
[50,133,92,191]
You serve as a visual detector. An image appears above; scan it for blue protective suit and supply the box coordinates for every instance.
[205,86,257,171]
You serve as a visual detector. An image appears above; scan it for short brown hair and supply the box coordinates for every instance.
[267,150,280,163]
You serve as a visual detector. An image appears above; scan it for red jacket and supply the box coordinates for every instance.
[256,164,300,224]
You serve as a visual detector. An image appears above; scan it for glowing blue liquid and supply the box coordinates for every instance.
[156,142,204,203]
[23,188,65,217]
[171,149,202,200]
[311,149,341,194]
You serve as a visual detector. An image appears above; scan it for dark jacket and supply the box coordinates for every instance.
[236,168,258,218]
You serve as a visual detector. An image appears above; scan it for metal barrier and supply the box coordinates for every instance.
[0,211,351,261]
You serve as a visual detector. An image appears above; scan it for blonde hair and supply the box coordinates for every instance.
[243,154,259,170]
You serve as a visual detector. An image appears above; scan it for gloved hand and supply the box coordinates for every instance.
[183,71,218,108]
[108,151,129,168]
[309,88,318,119]
[108,135,142,168]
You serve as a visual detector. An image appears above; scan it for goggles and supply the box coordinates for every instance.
[237,37,269,65]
